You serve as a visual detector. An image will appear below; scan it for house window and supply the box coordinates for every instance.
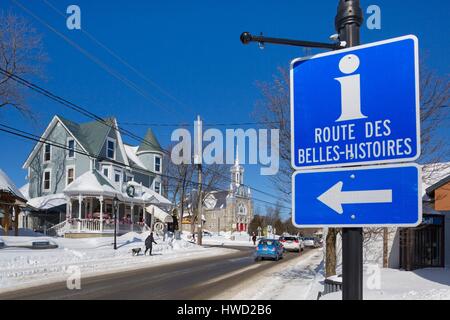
[43,170,51,191]
[114,170,121,183]
[67,139,75,158]
[126,174,134,182]
[154,155,161,173]
[43,144,51,162]
[66,167,75,186]
[107,138,116,160]
[154,181,161,194]
[103,167,109,178]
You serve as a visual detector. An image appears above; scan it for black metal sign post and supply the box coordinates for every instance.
[335,0,364,301]
[240,0,365,300]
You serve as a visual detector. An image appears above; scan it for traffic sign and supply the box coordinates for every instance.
[290,35,420,169]
[292,163,422,228]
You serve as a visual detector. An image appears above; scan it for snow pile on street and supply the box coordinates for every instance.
[0,231,234,294]
[198,231,255,247]
[321,267,450,300]
[0,228,44,237]
[218,249,325,300]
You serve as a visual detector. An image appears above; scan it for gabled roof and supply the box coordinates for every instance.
[58,115,116,157]
[23,115,127,168]
[137,128,163,154]
[0,169,27,202]
[426,175,450,197]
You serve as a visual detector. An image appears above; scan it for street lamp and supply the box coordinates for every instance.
[113,196,119,250]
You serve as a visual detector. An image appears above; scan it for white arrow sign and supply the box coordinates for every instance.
[317,181,393,214]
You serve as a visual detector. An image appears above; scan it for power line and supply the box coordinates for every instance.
[12,0,185,118]
[0,123,292,211]
[120,121,281,127]
[0,67,169,156]
[41,0,198,116]
[0,68,284,202]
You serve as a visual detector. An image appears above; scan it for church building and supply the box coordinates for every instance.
[202,152,254,233]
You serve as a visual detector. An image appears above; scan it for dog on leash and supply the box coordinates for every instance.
[131,248,142,256]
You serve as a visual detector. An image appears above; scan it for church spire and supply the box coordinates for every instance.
[231,145,244,187]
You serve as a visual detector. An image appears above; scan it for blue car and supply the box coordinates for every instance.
[255,239,284,261]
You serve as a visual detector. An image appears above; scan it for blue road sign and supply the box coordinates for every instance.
[290,35,420,169]
[292,164,422,228]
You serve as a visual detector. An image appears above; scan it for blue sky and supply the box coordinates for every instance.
[0,0,449,216]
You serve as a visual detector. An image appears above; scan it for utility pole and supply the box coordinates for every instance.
[197,163,203,245]
[335,0,364,301]
[194,115,203,246]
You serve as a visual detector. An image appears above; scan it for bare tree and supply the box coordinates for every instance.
[163,142,230,234]
[254,64,449,276]
[0,10,46,118]
[163,143,195,229]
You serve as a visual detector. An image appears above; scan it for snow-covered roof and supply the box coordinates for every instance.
[27,193,66,210]
[19,183,30,200]
[146,204,173,223]
[64,170,120,197]
[0,169,26,201]
[141,185,171,205]
[124,144,147,170]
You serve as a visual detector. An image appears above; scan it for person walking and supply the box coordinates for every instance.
[144,232,157,256]
[252,232,257,246]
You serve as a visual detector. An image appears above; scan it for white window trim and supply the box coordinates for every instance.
[154,155,162,173]
[114,168,122,183]
[102,166,110,179]
[126,173,134,182]
[106,137,116,160]
[67,138,76,159]
[154,180,161,194]
[66,165,75,186]
[43,144,52,164]
[42,169,51,192]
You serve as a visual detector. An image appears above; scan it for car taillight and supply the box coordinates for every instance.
[280,240,285,242]
[294,240,299,243]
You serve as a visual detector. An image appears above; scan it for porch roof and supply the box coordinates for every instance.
[64,170,120,198]
[63,170,172,206]
[27,193,66,210]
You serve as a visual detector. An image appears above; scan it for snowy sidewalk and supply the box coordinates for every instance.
[321,267,450,300]
[0,232,235,294]
[214,249,324,300]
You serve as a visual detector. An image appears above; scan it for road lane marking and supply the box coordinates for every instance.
[199,264,261,286]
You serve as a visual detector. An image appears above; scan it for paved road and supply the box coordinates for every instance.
[0,246,311,300]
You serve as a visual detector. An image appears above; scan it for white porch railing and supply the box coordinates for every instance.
[45,220,69,237]
[45,219,152,236]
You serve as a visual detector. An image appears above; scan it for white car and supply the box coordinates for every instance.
[302,237,317,247]
[279,236,304,252]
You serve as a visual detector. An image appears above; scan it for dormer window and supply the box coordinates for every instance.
[154,155,161,173]
[43,144,51,163]
[107,138,116,160]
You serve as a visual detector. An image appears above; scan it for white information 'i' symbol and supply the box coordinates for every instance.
[334,54,367,122]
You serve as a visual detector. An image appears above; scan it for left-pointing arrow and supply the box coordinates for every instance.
[317,181,393,214]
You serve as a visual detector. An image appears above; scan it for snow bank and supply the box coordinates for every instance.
[0,228,44,237]
[196,231,256,247]
[0,232,234,294]
[321,267,450,300]
[218,249,325,300]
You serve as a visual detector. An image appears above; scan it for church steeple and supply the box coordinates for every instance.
[230,145,244,188]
